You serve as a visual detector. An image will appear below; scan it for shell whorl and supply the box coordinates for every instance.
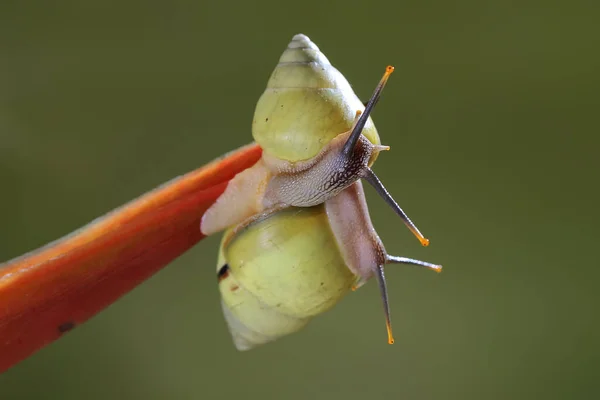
[252,34,381,162]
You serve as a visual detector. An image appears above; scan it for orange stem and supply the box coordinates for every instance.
[0,143,262,373]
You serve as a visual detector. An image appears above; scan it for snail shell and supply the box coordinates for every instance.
[252,33,381,162]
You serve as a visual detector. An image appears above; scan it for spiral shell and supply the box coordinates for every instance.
[217,205,356,350]
[252,34,381,162]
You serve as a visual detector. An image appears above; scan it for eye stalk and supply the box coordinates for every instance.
[342,66,431,247]
[342,65,394,157]
[363,168,430,247]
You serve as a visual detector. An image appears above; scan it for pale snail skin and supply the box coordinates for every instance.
[206,33,441,349]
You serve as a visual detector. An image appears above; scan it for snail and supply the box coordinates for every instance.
[203,34,441,349]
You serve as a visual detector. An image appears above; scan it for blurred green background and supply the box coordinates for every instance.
[1,0,598,399]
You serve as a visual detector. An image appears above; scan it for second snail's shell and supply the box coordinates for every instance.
[218,205,357,350]
[252,34,381,162]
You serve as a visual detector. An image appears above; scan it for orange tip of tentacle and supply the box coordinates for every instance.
[430,264,443,273]
[374,144,390,152]
[420,237,430,247]
[382,66,394,84]
[386,324,395,344]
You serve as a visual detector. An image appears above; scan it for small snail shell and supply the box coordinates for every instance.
[252,33,380,162]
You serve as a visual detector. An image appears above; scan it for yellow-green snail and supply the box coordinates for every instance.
[201,34,442,350]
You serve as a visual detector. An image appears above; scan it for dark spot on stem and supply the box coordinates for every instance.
[58,321,75,334]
